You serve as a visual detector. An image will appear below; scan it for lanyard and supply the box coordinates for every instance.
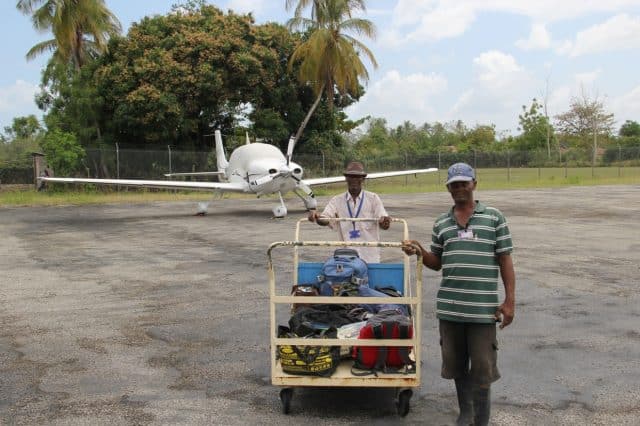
[346,192,365,231]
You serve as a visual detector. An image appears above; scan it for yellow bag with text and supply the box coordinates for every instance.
[277,325,340,377]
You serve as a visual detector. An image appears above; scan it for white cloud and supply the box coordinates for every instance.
[574,69,602,87]
[365,8,393,18]
[406,4,476,42]
[515,23,552,50]
[554,40,574,56]
[349,50,543,133]
[548,85,572,116]
[477,0,640,21]
[450,51,535,131]
[378,29,405,48]
[566,14,640,57]
[0,80,38,112]
[392,0,439,26]
[345,70,447,126]
[473,50,526,90]
[383,2,477,45]
[226,0,264,15]
[610,85,640,125]
[0,80,39,127]
[389,0,640,48]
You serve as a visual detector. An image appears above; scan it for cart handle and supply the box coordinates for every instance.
[295,217,409,241]
[267,240,422,268]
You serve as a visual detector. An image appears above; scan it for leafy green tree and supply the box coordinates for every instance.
[40,129,85,176]
[36,59,105,149]
[618,120,640,146]
[17,0,121,71]
[555,91,615,166]
[388,121,420,155]
[0,115,44,167]
[422,122,461,152]
[286,0,377,143]
[459,124,496,153]
[353,117,391,157]
[3,115,42,140]
[44,4,302,151]
[515,98,554,153]
[619,119,640,137]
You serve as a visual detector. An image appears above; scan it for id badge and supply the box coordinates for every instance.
[349,229,361,239]
[457,229,474,239]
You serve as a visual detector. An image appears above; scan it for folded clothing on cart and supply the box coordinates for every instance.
[355,285,409,316]
[288,304,361,337]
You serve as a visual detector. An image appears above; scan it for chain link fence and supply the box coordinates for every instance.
[2,145,640,185]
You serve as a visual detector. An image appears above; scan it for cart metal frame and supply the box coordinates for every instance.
[267,218,423,415]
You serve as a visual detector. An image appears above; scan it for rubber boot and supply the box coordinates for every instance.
[472,386,491,426]
[454,376,473,426]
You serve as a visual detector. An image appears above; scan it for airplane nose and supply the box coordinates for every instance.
[279,166,291,176]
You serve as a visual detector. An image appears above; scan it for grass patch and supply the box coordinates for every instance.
[0,188,244,207]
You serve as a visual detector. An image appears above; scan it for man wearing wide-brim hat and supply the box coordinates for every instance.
[308,161,391,263]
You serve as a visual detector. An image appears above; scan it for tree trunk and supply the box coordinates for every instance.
[546,124,551,159]
[74,29,84,71]
[293,83,325,144]
[592,128,598,168]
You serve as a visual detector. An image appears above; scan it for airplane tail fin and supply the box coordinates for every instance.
[214,130,229,173]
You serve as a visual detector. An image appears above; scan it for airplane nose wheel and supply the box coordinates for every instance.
[272,192,287,218]
[272,205,287,218]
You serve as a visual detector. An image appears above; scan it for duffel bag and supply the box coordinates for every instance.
[277,325,340,377]
[352,311,415,374]
[317,248,368,295]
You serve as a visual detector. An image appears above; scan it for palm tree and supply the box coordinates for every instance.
[17,0,121,71]
[286,0,377,143]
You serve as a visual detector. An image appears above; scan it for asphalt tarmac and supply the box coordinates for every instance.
[1,185,639,425]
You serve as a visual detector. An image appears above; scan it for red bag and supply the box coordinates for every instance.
[352,313,414,373]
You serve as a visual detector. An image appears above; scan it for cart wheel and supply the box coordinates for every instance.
[279,388,293,414]
[396,389,412,417]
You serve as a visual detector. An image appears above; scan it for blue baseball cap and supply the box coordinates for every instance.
[445,162,475,185]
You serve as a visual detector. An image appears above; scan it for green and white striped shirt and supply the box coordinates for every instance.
[431,201,513,323]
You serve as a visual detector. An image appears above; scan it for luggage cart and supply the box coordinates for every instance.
[267,218,423,416]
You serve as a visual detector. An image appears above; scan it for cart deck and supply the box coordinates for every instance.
[267,218,423,415]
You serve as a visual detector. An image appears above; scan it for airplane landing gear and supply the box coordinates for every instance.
[273,192,288,218]
[272,205,287,218]
[195,202,209,216]
[293,183,317,211]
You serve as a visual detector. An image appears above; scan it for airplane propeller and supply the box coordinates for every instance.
[286,136,296,166]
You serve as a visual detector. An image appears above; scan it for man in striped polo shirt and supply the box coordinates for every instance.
[402,162,515,426]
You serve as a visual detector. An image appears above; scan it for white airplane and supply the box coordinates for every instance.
[39,130,437,217]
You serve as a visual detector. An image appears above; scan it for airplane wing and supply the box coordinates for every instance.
[163,172,225,177]
[39,177,248,192]
[302,167,438,186]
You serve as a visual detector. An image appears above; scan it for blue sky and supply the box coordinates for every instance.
[2,0,640,137]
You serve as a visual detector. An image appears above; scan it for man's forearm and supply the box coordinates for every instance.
[414,243,441,271]
[498,254,516,303]
[422,249,442,271]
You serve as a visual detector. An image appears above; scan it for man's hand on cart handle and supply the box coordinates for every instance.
[401,239,422,256]
[379,216,391,230]
[307,209,330,226]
